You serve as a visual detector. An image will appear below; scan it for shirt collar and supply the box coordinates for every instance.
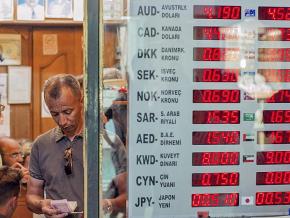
[55,126,83,142]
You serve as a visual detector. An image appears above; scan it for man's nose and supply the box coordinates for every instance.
[59,114,68,126]
[17,154,23,163]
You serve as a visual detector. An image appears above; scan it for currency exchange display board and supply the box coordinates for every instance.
[128,0,290,217]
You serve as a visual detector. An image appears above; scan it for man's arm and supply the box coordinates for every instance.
[26,176,45,213]
[26,176,68,217]
[103,172,127,214]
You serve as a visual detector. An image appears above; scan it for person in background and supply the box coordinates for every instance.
[0,137,29,183]
[0,166,23,218]
[26,74,83,217]
[17,0,44,20]
[18,139,33,170]
[105,88,128,146]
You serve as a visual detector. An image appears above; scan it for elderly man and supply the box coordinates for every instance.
[26,74,83,217]
[0,166,22,218]
[0,137,29,182]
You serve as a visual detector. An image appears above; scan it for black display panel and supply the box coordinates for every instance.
[193,90,240,103]
[194,5,241,19]
[193,69,239,82]
[192,193,239,207]
[192,172,239,186]
[257,131,290,144]
[192,152,240,166]
[257,151,290,165]
[193,26,239,40]
[192,110,240,124]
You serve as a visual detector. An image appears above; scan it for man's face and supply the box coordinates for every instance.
[1,139,23,167]
[46,87,83,137]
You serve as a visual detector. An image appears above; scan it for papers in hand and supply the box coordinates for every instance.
[51,199,77,213]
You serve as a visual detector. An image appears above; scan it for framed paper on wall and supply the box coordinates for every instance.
[0,34,21,66]
[0,0,14,21]
[46,0,73,18]
[17,0,45,20]
[8,66,32,104]
[73,0,83,21]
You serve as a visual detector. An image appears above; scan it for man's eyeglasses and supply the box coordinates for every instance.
[64,146,73,175]
[4,152,24,159]
[0,104,4,112]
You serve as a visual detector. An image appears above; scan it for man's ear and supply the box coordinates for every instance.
[7,196,18,210]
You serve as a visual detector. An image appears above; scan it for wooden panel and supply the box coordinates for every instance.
[10,105,32,139]
[103,25,118,68]
[32,27,83,138]
[0,26,33,140]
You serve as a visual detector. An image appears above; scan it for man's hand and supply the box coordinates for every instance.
[40,199,68,218]
[10,162,29,183]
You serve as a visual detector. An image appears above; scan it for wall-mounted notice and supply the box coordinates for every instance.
[8,66,31,104]
[0,73,10,136]
[128,0,290,218]
[0,34,21,65]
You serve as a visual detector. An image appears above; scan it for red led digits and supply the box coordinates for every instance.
[192,173,239,186]
[264,90,290,103]
[192,131,240,145]
[193,27,239,40]
[257,151,290,165]
[259,28,290,41]
[259,7,290,20]
[193,69,239,82]
[192,193,239,207]
[192,152,240,166]
[257,131,290,144]
[258,69,290,82]
[256,192,290,205]
[194,5,241,19]
[263,110,290,123]
[193,90,240,103]
[194,48,240,61]
[259,48,290,62]
[192,110,240,124]
[257,171,290,185]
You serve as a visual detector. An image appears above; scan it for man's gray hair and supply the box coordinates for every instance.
[43,74,81,102]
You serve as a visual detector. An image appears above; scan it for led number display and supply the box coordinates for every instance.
[192,193,239,207]
[194,5,241,19]
[258,69,290,82]
[193,26,239,40]
[192,172,239,186]
[264,90,290,103]
[259,28,290,41]
[256,192,290,205]
[257,171,290,185]
[258,131,290,144]
[263,110,290,123]
[194,48,240,61]
[192,110,240,124]
[258,48,290,62]
[192,131,240,145]
[192,152,240,166]
[258,7,290,20]
[193,90,240,103]
[193,69,239,82]
[257,151,290,165]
